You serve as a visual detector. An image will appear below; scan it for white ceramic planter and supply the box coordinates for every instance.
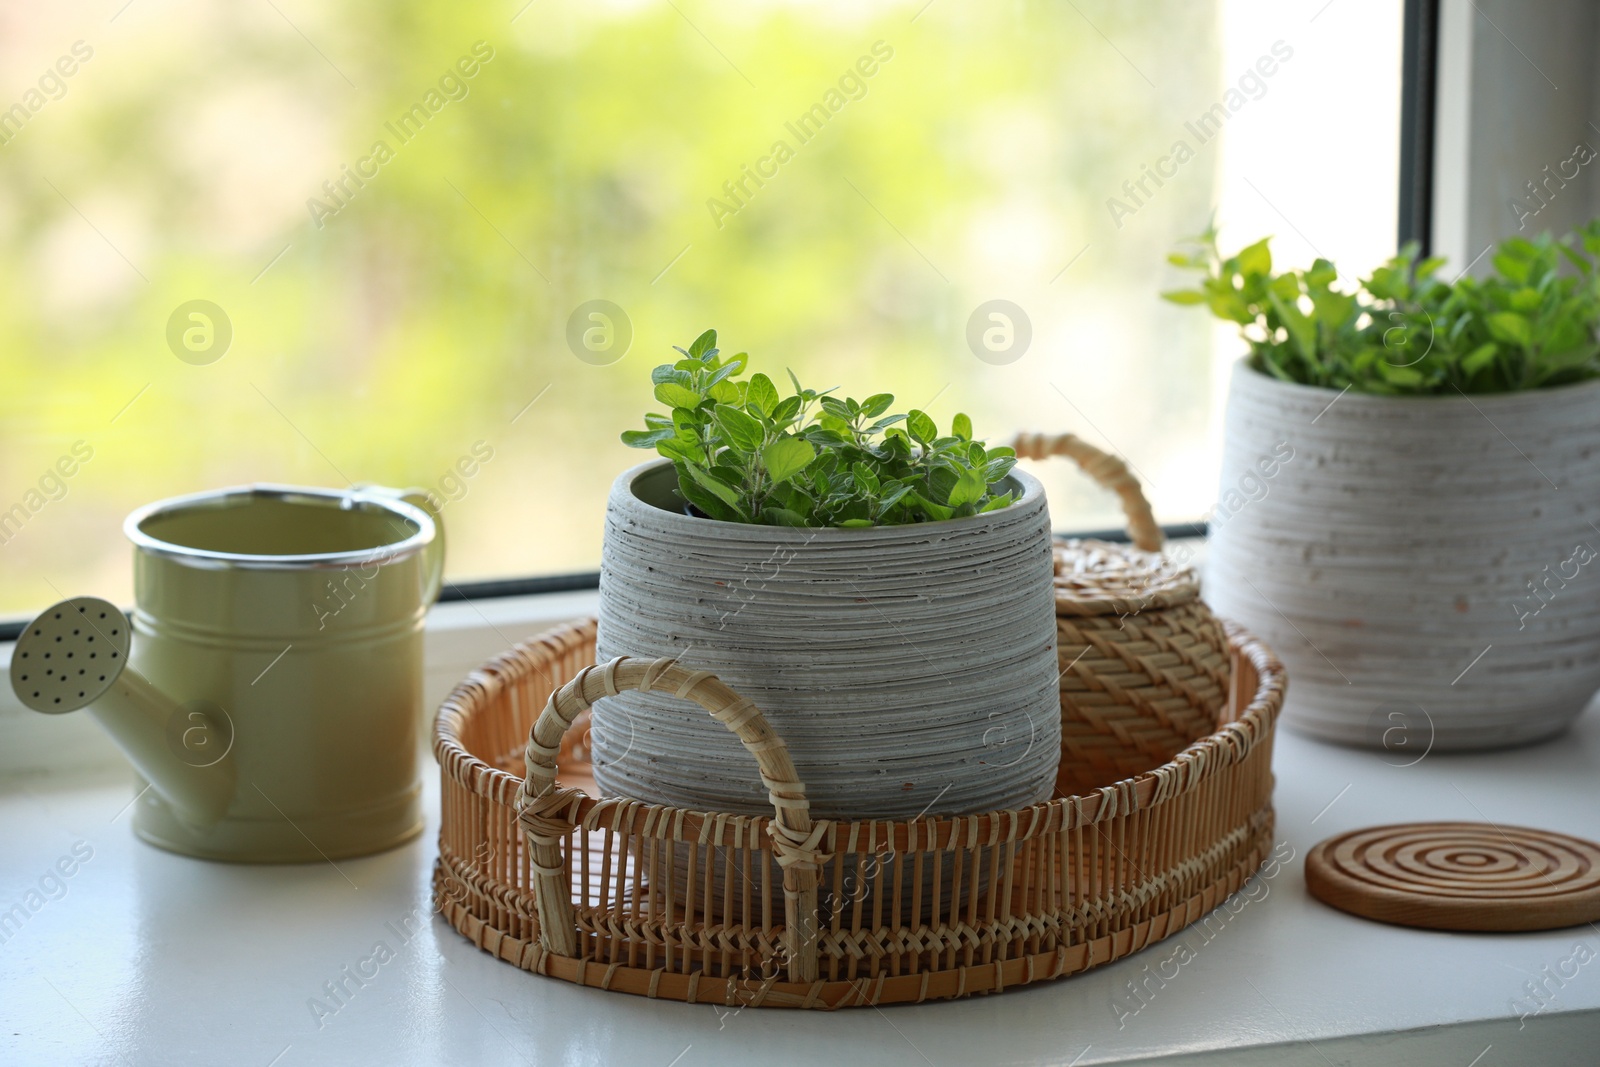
[1205,362,1600,750]
[592,459,1061,820]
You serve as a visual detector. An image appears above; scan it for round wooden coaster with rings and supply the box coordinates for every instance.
[1305,822,1600,932]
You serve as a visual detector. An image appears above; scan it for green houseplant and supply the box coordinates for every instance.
[593,330,1061,828]
[1162,220,1600,394]
[621,329,1019,527]
[1166,222,1600,750]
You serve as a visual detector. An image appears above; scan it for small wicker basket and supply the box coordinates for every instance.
[1013,432,1232,796]
[433,614,1284,1008]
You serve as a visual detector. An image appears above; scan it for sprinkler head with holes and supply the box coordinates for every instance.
[10,596,236,826]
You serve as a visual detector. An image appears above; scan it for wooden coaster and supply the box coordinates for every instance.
[1306,822,1600,932]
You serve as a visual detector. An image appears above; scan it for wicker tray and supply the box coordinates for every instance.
[433,616,1285,1009]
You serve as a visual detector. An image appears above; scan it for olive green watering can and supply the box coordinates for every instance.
[9,484,443,862]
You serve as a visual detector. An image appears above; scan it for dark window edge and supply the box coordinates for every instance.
[0,521,1209,642]
[437,571,602,602]
[1398,0,1440,253]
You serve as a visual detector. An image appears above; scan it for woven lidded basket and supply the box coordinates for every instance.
[1013,433,1232,797]
[433,614,1284,1009]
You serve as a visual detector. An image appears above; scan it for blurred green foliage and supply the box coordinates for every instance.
[0,0,1219,615]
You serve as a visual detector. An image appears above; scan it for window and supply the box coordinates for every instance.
[0,0,1402,618]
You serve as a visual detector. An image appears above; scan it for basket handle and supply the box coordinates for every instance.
[516,657,823,984]
[1011,432,1164,552]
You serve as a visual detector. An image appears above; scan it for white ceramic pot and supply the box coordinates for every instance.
[1205,362,1600,751]
[592,459,1061,820]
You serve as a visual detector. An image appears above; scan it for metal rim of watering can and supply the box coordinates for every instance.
[123,483,437,572]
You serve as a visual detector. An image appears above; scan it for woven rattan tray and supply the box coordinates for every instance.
[433,616,1284,1009]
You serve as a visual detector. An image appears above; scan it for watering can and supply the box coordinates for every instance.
[9,484,443,862]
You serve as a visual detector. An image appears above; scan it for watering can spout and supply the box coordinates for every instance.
[9,596,237,827]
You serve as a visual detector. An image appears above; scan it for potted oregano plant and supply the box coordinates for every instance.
[594,330,1060,822]
[1165,222,1600,751]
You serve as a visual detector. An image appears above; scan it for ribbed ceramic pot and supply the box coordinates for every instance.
[1205,362,1600,751]
[592,459,1061,820]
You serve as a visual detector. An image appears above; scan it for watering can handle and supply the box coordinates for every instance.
[352,484,447,604]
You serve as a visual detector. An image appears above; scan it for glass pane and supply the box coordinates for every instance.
[0,0,1401,617]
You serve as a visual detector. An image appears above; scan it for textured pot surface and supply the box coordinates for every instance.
[594,460,1061,819]
[1205,362,1600,750]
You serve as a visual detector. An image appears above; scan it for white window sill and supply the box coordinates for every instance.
[2,589,1598,1064]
